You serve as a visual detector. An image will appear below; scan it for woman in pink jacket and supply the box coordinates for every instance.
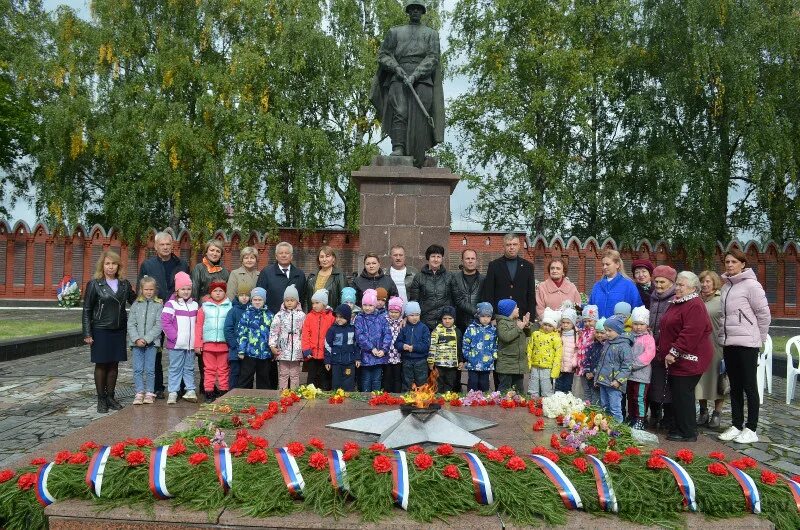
[717,249,771,445]
[535,257,582,320]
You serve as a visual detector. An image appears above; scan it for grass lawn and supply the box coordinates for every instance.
[0,321,81,340]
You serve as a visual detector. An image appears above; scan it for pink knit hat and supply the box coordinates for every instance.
[362,289,378,306]
[174,271,192,291]
[652,265,677,283]
[388,296,404,312]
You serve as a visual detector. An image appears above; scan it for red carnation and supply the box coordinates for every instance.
[309,451,328,470]
[792,475,800,483]
[506,456,527,471]
[55,450,72,464]
[545,450,560,463]
[343,441,360,452]
[343,448,359,462]
[472,442,490,454]
[0,469,15,483]
[533,418,545,431]
[407,445,424,454]
[68,452,89,465]
[79,441,99,453]
[268,402,279,413]
[623,447,641,456]
[556,415,565,424]
[436,444,454,456]
[287,442,306,457]
[231,415,243,427]
[707,462,728,476]
[602,450,622,465]
[573,457,588,473]
[449,398,463,406]
[251,437,268,449]
[761,470,778,485]
[125,450,146,466]
[676,449,694,464]
[241,405,257,414]
[193,436,211,447]
[414,452,434,470]
[188,452,209,466]
[372,454,392,474]
[649,448,667,457]
[443,464,461,479]
[135,437,153,448]
[17,472,37,490]
[532,407,544,417]
[498,445,516,457]
[708,451,726,460]
[369,443,387,452]
[30,457,47,466]
[309,438,325,450]
[584,445,599,455]
[550,434,561,449]
[559,446,576,456]
[168,439,187,457]
[235,429,251,440]
[531,446,548,456]
[248,417,264,430]
[731,457,757,470]
[486,450,505,462]
[230,438,249,456]
[647,456,667,470]
[246,449,269,464]
[110,442,126,458]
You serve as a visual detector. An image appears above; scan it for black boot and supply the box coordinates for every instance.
[97,393,109,413]
[205,391,216,403]
[648,403,662,428]
[106,392,123,411]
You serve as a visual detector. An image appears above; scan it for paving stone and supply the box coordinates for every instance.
[743,447,775,462]
[771,459,800,476]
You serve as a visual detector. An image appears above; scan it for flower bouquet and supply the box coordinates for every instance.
[56,277,81,308]
[541,392,585,419]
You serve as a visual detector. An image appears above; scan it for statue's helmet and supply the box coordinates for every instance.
[404,0,426,14]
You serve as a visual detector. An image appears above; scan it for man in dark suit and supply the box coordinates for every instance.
[482,233,536,319]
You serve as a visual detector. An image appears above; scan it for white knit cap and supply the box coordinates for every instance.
[311,289,328,305]
[631,305,650,325]
[542,307,561,327]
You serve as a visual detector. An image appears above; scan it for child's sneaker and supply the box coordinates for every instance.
[132,393,144,405]
[143,393,156,404]
[167,392,178,404]
[184,390,198,402]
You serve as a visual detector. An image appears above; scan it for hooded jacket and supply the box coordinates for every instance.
[495,315,530,375]
[302,308,336,360]
[127,297,163,347]
[237,305,274,360]
[354,310,393,366]
[429,324,463,368]
[161,294,198,350]
[630,331,656,383]
[595,332,635,392]
[589,274,642,318]
[462,320,497,372]
[394,320,432,362]
[718,268,771,348]
[224,297,249,360]
[527,328,562,378]
[269,305,306,361]
[324,322,359,365]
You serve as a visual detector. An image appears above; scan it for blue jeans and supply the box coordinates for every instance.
[132,345,157,394]
[228,359,240,390]
[582,376,600,405]
[600,385,624,423]
[402,360,429,391]
[360,365,383,392]
[467,371,490,392]
[555,372,574,393]
[168,349,195,393]
[331,363,356,392]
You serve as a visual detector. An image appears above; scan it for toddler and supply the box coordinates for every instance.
[237,287,274,389]
[555,308,578,393]
[325,304,360,391]
[595,316,634,422]
[627,306,655,429]
[302,289,336,390]
[224,284,251,390]
[395,301,431,390]
[354,289,392,391]
[462,302,496,392]
[579,318,606,405]
[429,306,463,393]
[383,296,405,392]
[527,308,562,397]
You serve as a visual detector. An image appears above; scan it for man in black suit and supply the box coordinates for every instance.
[482,233,536,320]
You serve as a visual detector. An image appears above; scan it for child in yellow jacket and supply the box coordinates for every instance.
[527,308,562,397]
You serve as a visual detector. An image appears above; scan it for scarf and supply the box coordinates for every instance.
[203,257,222,274]
[552,278,564,288]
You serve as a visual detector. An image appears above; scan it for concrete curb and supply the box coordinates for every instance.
[0,331,85,362]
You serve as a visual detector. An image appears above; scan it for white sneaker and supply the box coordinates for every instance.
[184,390,198,402]
[167,392,178,404]
[718,426,741,441]
[733,428,758,444]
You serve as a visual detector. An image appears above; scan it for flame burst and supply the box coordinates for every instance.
[410,367,439,408]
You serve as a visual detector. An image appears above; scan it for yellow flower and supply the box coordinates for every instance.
[441,391,460,401]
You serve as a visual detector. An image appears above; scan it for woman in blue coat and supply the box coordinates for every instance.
[589,250,642,318]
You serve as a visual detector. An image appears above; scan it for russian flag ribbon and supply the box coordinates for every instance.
[659,456,697,511]
[782,475,800,512]
[327,449,349,494]
[586,455,618,513]
[275,448,305,498]
[461,452,494,505]
[390,450,409,510]
[214,447,233,494]
[725,463,761,514]
[85,445,111,497]
[35,463,56,507]
[529,454,583,510]
[149,445,172,500]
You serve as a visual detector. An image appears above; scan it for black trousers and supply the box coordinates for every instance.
[383,363,403,393]
[154,348,165,392]
[497,373,524,393]
[306,359,331,390]
[238,357,271,389]
[436,366,459,393]
[724,345,760,431]
[669,373,701,438]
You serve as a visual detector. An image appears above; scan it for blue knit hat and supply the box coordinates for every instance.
[613,301,632,317]
[250,287,267,300]
[334,304,352,321]
[475,302,493,318]
[404,301,421,316]
[497,299,517,317]
[341,287,356,304]
[603,315,625,334]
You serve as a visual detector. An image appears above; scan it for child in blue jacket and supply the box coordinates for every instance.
[394,301,431,391]
[462,302,497,392]
[224,284,250,390]
[354,289,392,392]
[324,304,360,391]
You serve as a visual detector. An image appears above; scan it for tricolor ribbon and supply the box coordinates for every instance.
[461,452,494,505]
[275,448,305,498]
[529,454,582,510]
[149,445,172,500]
[85,445,111,497]
[586,455,618,513]
[659,456,697,511]
[35,463,56,507]
[390,450,409,510]
[781,475,800,512]
[327,449,349,494]
[724,463,761,514]
[214,447,233,494]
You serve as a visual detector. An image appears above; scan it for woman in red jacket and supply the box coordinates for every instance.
[658,271,713,442]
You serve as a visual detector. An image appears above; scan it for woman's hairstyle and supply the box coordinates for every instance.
[318,245,337,266]
[549,256,568,276]
[425,244,445,259]
[93,250,124,280]
[677,271,701,291]
[204,239,225,257]
[240,246,258,262]
[363,252,380,265]
[724,248,747,266]
[603,249,629,278]
[699,270,722,291]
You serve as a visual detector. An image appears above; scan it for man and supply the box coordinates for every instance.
[370,0,445,167]
[453,248,484,332]
[388,245,417,302]
[482,233,536,319]
[138,231,189,398]
[408,244,465,331]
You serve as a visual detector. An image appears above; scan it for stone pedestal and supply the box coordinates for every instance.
[351,156,460,269]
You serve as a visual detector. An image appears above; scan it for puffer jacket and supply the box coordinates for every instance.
[588,274,642,318]
[595,333,635,392]
[237,305,273,359]
[462,321,497,372]
[630,331,655,383]
[429,324,463,368]
[386,315,404,364]
[527,329,562,378]
[452,271,484,331]
[301,309,336,360]
[161,294,198,350]
[269,306,306,361]
[649,285,675,342]
[82,278,136,336]
[575,327,595,375]
[560,330,577,372]
[394,321,431,362]
[354,310,392,366]
[127,297,163,347]
[224,298,249,360]
[351,269,398,305]
[718,268,771,348]
[580,340,604,378]
[408,265,464,330]
[495,315,530,375]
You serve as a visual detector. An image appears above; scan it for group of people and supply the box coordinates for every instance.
[82,232,770,445]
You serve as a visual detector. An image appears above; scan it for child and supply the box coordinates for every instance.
[528,308,562,397]
[161,271,199,404]
[462,302,497,392]
[395,301,431,391]
[555,308,578,393]
[495,299,531,393]
[237,287,274,389]
[355,289,392,392]
[325,304,360,391]
[127,276,163,405]
[341,287,360,323]
[575,305,598,396]
[194,280,232,402]
[595,316,634,423]
[383,296,405,392]
[375,287,389,314]
[429,306,463,393]
[614,301,633,332]
[580,318,606,405]
[628,306,655,429]
[224,284,251,390]
[270,285,306,390]
[302,289,336,390]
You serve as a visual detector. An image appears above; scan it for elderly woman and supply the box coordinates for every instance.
[658,271,713,442]
[632,259,655,309]
[647,265,677,428]
[83,250,136,413]
[696,270,725,428]
[305,245,346,310]
[535,257,582,320]
[717,249,771,445]
[588,249,642,318]
[352,252,398,304]
[226,246,260,300]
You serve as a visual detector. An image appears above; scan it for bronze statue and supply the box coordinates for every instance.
[370,0,445,167]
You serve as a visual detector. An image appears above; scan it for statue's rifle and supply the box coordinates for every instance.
[405,78,435,130]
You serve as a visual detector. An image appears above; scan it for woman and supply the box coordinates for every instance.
[82,250,136,413]
[632,259,655,309]
[658,271,713,442]
[408,244,463,330]
[588,249,642,318]
[696,270,725,428]
[305,246,346,309]
[535,257,581,320]
[351,252,398,304]
[717,249,771,445]
[226,246,260,300]
[191,239,230,302]
[647,264,677,428]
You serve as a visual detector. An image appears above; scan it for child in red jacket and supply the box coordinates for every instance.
[302,289,336,390]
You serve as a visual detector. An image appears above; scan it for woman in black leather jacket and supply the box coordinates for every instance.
[83,251,135,413]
